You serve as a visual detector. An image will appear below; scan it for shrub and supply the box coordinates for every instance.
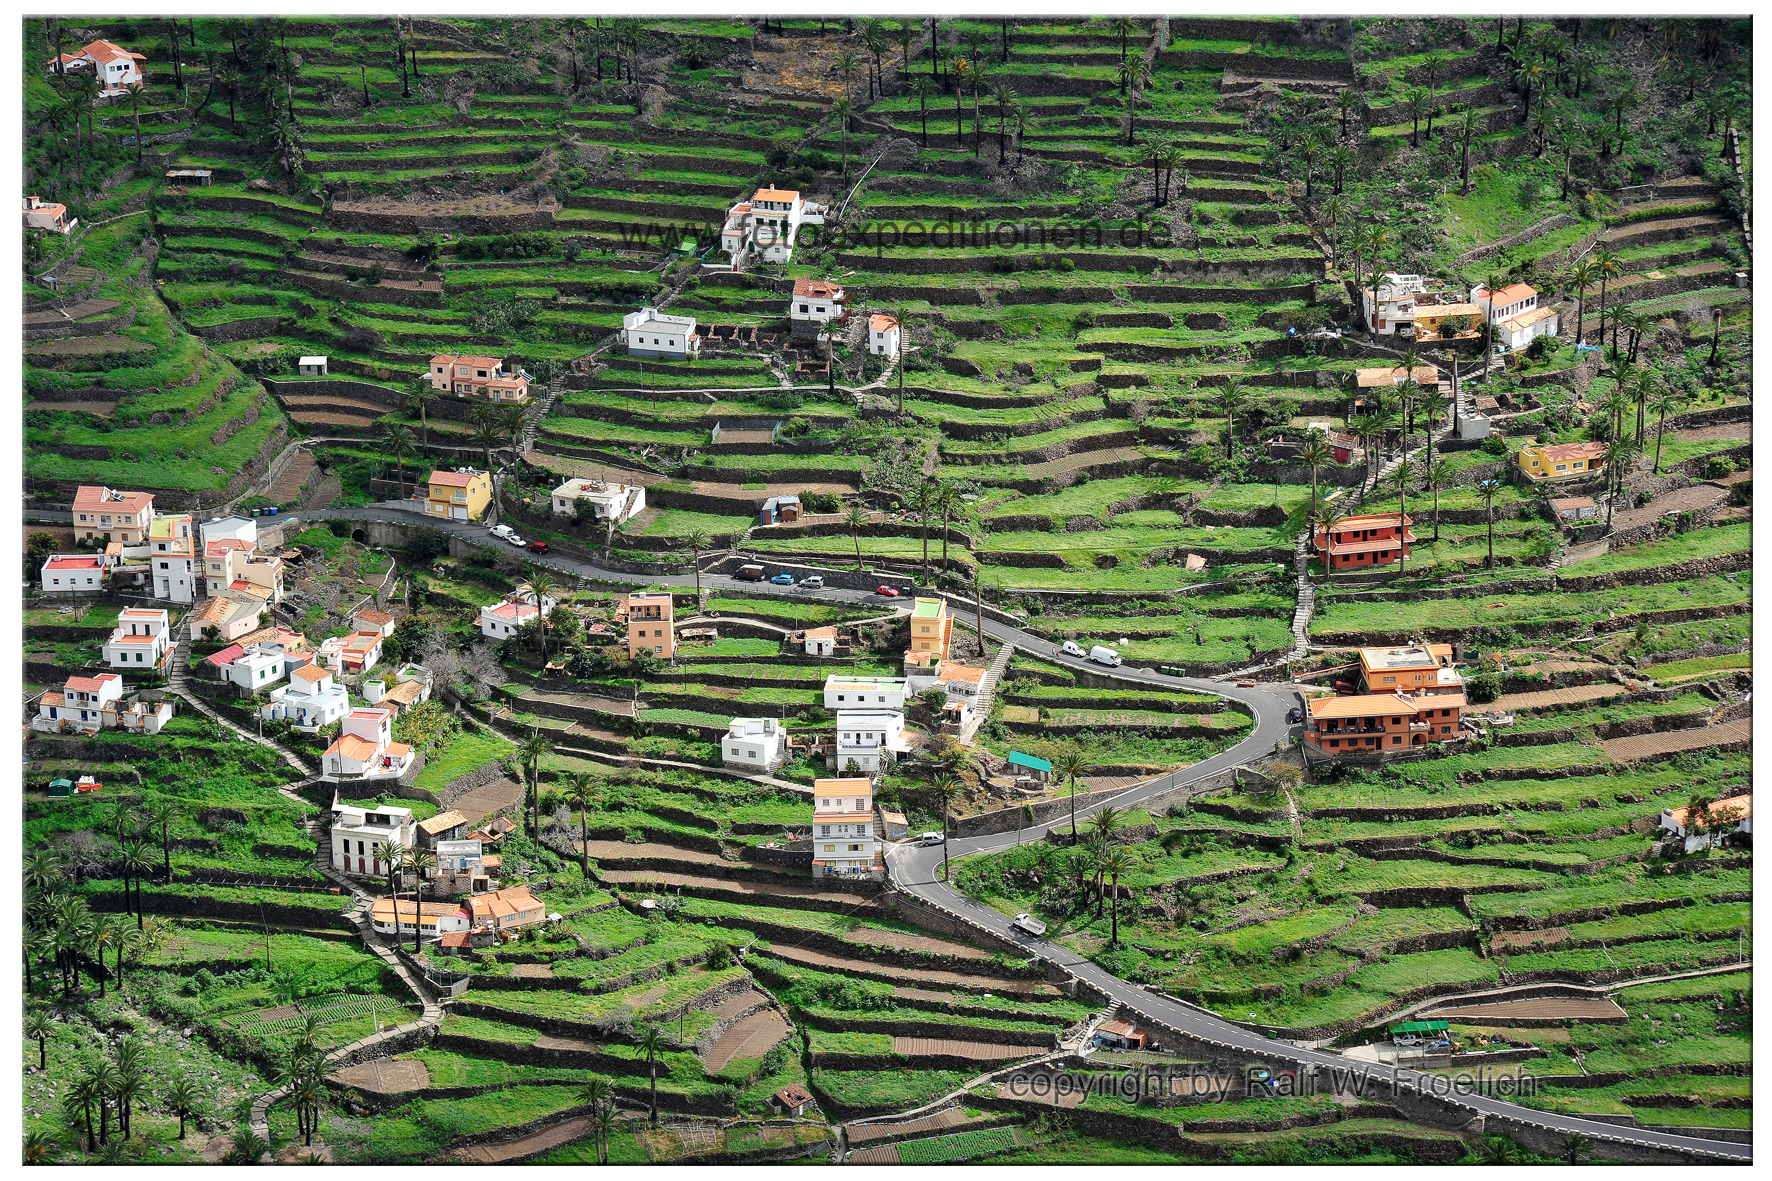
[1729,480,1750,505]
[1480,436,1509,456]
[1706,456,1736,478]
[1467,670,1501,704]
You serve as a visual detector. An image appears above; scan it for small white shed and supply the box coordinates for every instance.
[298,356,329,377]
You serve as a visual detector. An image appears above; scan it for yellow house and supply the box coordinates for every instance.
[426,469,492,521]
[908,598,952,661]
[1410,302,1483,340]
[1517,441,1607,483]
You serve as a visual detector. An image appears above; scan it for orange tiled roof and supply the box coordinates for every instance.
[326,733,381,762]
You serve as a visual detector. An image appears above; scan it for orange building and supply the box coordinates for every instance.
[625,591,675,659]
[1313,512,1416,572]
[1304,693,1466,756]
[908,598,953,661]
[1357,643,1460,695]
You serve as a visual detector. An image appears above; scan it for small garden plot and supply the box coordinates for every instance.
[1647,652,1753,683]
[897,1126,1026,1164]
[1503,691,1715,735]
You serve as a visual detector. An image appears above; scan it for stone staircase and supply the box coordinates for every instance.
[960,640,1016,742]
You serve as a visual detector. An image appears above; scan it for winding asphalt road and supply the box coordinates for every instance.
[83,502,1747,1162]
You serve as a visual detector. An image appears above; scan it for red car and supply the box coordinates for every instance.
[875,585,900,597]
[527,541,550,554]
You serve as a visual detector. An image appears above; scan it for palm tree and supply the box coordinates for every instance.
[968,60,989,155]
[1403,87,1431,148]
[89,919,117,998]
[844,502,870,567]
[404,848,437,952]
[69,1076,101,1150]
[684,529,711,598]
[936,482,961,569]
[861,21,888,99]
[1476,477,1504,567]
[1102,846,1137,946]
[931,774,962,882]
[1121,58,1153,144]
[523,563,559,657]
[1514,60,1544,125]
[591,1100,619,1164]
[1359,408,1397,490]
[1592,247,1622,350]
[990,80,1015,164]
[636,1023,666,1126]
[1011,101,1030,164]
[409,378,437,449]
[1336,86,1360,138]
[1217,377,1247,457]
[1297,135,1321,202]
[373,840,403,898]
[1389,460,1414,575]
[911,481,936,582]
[1602,437,1638,529]
[1562,1131,1593,1165]
[1648,389,1686,473]
[381,421,414,499]
[163,1078,200,1140]
[1456,107,1481,194]
[88,1058,120,1144]
[1298,430,1331,512]
[1055,750,1087,843]
[24,1130,58,1164]
[471,420,504,521]
[26,1009,53,1071]
[830,97,853,175]
[834,50,861,102]
[142,796,177,883]
[910,74,936,148]
[1109,17,1138,69]
[1564,257,1596,345]
[1365,225,1393,332]
[576,1076,612,1161]
[894,19,918,81]
[1425,458,1454,545]
[567,773,595,876]
[519,729,553,840]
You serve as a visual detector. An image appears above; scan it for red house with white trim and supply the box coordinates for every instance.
[1312,512,1415,572]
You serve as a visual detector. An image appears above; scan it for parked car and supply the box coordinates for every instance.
[1286,707,1303,724]
[505,534,528,548]
[489,523,515,540]
[918,831,944,846]
[1088,645,1122,668]
[1060,640,1086,658]
[875,586,900,597]
[771,573,796,585]
[801,575,824,589]
[527,541,550,555]
[1237,680,1257,688]
[736,564,766,581]
[1010,913,1048,937]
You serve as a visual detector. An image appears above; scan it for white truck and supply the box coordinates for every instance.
[1088,645,1123,667]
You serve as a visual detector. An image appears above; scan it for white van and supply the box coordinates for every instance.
[1060,640,1086,658]
[1088,645,1123,667]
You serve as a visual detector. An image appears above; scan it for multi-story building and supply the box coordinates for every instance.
[1311,512,1415,572]
[550,477,646,524]
[427,354,530,403]
[722,717,789,772]
[1358,273,1468,336]
[908,598,953,661]
[23,195,76,235]
[331,795,417,878]
[1471,282,1560,350]
[149,513,197,603]
[207,640,306,693]
[788,278,846,338]
[322,707,413,781]
[812,777,876,879]
[625,591,674,659]
[1357,643,1462,695]
[72,486,154,543]
[1303,692,1466,757]
[719,186,826,268]
[103,607,172,672]
[47,38,146,91]
[425,469,493,522]
[620,307,700,361]
[1517,441,1607,483]
[823,674,909,711]
[868,313,901,358]
[261,664,352,732]
[832,710,905,775]
[34,673,124,734]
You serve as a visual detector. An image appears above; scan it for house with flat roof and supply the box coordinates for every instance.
[550,477,646,523]
[908,598,953,662]
[832,709,906,775]
[722,717,789,772]
[332,795,416,879]
[621,307,700,360]
[625,591,674,659]
[104,607,172,672]
[824,674,908,711]
[262,663,351,732]
[1356,643,1460,695]
[719,186,826,269]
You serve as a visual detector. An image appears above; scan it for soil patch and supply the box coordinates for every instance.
[702,1007,790,1072]
[512,962,555,978]
[1421,998,1626,1022]
[454,1114,594,1163]
[451,775,526,828]
[845,926,993,960]
[1486,683,1623,713]
[848,1108,971,1145]
[763,943,1058,996]
[601,868,878,906]
[333,1057,431,1094]
[1604,717,1748,761]
[893,1037,1036,1060]
[582,838,727,866]
[1489,927,1571,951]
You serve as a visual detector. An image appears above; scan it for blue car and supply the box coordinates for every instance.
[770,573,796,585]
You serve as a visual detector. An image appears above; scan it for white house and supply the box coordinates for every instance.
[352,608,397,638]
[298,356,329,377]
[1660,793,1752,854]
[824,674,908,712]
[788,278,846,338]
[317,629,386,674]
[193,588,265,641]
[34,673,125,734]
[322,707,413,781]
[47,39,146,91]
[479,587,556,641]
[200,515,258,548]
[551,477,646,523]
[40,554,106,595]
[804,626,838,657]
[812,777,876,879]
[833,709,907,775]
[23,195,76,235]
[621,307,700,361]
[1472,282,1559,350]
[104,607,172,672]
[261,664,352,732]
[210,642,309,692]
[720,186,825,268]
[150,513,197,604]
[331,794,417,878]
[867,313,901,358]
[722,717,789,772]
